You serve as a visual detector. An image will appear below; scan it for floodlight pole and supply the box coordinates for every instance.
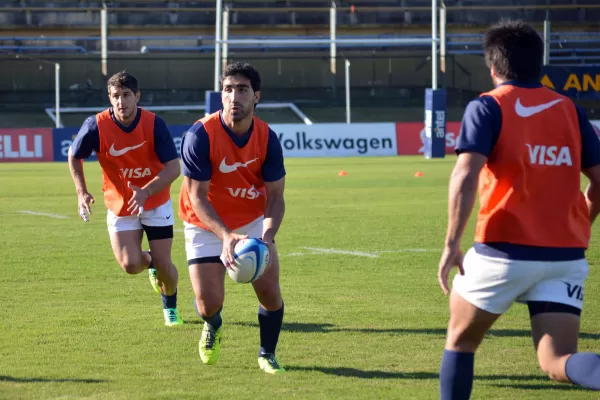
[101,2,108,80]
[432,0,438,89]
[543,9,551,65]
[345,59,351,124]
[214,0,223,91]
[330,1,336,74]
[222,4,229,72]
[55,63,61,128]
[440,1,446,73]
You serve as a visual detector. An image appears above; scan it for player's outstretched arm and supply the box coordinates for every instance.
[184,177,248,267]
[577,105,600,225]
[184,178,229,239]
[68,116,98,222]
[261,129,286,244]
[262,177,285,244]
[68,147,95,222]
[583,165,600,224]
[444,153,487,247]
[438,152,487,295]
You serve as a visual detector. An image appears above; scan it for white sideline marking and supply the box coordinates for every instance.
[377,249,438,253]
[18,210,68,219]
[287,251,323,257]
[301,247,379,258]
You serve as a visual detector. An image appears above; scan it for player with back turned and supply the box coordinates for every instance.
[437,20,600,399]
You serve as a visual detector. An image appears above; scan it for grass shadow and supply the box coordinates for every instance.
[183,320,203,325]
[229,322,600,339]
[287,367,573,389]
[488,383,587,391]
[0,375,107,383]
[485,329,600,340]
[476,374,548,382]
[287,366,438,380]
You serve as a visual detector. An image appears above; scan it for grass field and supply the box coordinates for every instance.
[1,156,600,400]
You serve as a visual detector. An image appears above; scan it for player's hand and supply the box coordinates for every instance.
[127,182,149,216]
[220,232,249,269]
[77,191,95,222]
[437,244,464,296]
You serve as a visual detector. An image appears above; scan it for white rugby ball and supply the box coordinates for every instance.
[227,238,270,284]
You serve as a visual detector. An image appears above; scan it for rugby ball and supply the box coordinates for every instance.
[227,238,270,284]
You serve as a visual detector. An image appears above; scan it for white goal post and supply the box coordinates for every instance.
[45,102,313,128]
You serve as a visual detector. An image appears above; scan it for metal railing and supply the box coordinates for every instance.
[4,2,600,12]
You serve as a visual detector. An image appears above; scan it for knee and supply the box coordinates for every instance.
[120,260,144,275]
[152,258,177,277]
[195,294,223,317]
[445,327,480,353]
[539,357,570,383]
[255,287,282,311]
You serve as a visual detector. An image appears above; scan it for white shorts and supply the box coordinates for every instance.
[184,216,264,262]
[107,199,174,233]
[453,248,588,315]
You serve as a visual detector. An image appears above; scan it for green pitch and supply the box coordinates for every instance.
[0,156,599,399]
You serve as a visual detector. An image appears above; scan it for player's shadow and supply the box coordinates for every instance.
[230,322,600,339]
[0,375,107,383]
[480,374,589,391]
[287,366,438,380]
[230,321,339,333]
[286,368,582,390]
[487,383,587,391]
[483,329,600,340]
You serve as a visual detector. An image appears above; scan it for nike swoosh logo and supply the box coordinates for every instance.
[109,141,147,157]
[219,157,259,174]
[515,98,563,118]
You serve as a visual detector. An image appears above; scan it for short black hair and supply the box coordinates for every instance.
[220,62,261,92]
[107,71,139,94]
[483,20,544,82]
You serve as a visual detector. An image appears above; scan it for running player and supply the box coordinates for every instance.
[179,62,286,374]
[68,71,183,327]
[437,20,600,399]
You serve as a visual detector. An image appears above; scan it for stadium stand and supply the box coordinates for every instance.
[0,1,599,127]
[1,1,600,28]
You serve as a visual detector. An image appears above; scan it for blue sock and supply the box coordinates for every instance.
[202,306,223,331]
[566,352,600,390]
[258,302,284,356]
[161,290,177,309]
[440,350,475,400]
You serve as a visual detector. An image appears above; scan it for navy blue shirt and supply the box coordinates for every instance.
[456,81,600,261]
[71,108,178,163]
[181,112,286,182]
